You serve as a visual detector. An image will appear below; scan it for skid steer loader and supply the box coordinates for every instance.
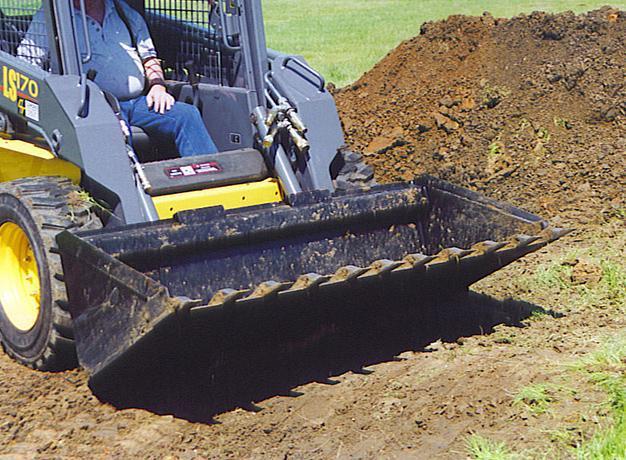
[0,0,569,382]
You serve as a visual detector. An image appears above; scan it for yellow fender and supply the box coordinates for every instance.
[0,139,80,184]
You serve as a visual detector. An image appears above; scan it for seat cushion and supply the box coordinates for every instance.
[131,126,177,162]
[131,126,153,159]
[141,149,269,196]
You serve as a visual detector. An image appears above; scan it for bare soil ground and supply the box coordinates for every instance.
[1,8,624,460]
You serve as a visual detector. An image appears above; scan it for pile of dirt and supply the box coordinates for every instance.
[335,7,625,227]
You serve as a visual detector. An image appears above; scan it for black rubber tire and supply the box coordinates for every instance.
[331,148,377,191]
[0,177,101,370]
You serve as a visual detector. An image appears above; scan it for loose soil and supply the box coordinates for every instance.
[1,8,624,460]
[336,7,625,227]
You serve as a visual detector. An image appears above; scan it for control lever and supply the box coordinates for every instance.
[102,91,152,192]
[184,60,202,111]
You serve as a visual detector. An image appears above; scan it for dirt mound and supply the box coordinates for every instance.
[335,7,625,227]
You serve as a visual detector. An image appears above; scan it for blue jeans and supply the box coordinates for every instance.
[119,96,218,157]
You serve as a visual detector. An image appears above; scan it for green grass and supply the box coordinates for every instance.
[577,421,626,460]
[600,260,626,306]
[263,0,626,86]
[570,335,626,459]
[480,335,626,458]
[466,434,518,460]
[512,383,558,415]
[518,229,626,313]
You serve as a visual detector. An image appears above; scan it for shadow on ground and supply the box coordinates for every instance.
[93,290,560,423]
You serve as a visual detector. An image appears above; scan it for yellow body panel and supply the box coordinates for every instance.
[153,178,283,219]
[0,139,81,184]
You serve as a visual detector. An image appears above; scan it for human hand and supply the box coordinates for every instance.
[146,85,175,114]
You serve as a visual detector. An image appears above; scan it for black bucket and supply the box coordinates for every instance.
[56,176,569,381]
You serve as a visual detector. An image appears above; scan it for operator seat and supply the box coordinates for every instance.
[130,126,177,163]
[129,83,191,163]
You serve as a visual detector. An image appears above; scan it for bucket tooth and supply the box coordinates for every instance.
[208,288,249,307]
[189,289,249,316]
[397,253,435,270]
[470,240,507,255]
[324,265,368,285]
[504,234,541,249]
[352,367,374,375]
[431,247,473,264]
[284,273,328,292]
[540,227,573,242]
[360,259,403,278]
[239,280,288,302]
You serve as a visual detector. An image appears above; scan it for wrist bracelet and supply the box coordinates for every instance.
[149,78,166,89]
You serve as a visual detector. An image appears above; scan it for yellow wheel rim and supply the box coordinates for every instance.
[0,222,41,331]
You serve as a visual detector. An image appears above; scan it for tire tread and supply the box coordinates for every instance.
[0,176,101,370]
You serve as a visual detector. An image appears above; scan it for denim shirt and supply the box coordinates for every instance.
[17,0,157,101]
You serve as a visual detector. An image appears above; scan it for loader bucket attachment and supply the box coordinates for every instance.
[56,176,569,382]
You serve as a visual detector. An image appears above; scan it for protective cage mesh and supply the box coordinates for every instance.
[145,0,242,86]
[0,1,48,65]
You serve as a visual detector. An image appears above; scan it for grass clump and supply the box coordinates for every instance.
[67,190,109,223]
[576,416,626,460]
[488,140,505,157]
[519,233,625,312]
[466,434,517,460]
[532,261,572,291]
[480,83,511,108]
[599,260,625,307]
[553,116,572,129]
[512,383,557,415]
[571,335,626,459]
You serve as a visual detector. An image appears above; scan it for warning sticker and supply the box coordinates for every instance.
[24,100,39,121]
[166,161,223,179]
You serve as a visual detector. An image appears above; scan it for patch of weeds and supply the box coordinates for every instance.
[518,235,625,312]
[533,262,572,291]
[570,335,626,379]
[553,117,572,129]
[576,414,626,460]
[67,190,108,222]
[571,259,626,311]
[480,82,511,108]
[527,308,551,322]
[488,139,504,156]
[548,426,586,448]
[535,127,551,143]
[466,434,517,460]
[512,383,558,415]
[599,260,625,307]
[570,335,626,459]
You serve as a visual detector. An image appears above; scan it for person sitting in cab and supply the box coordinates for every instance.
[18,0,217,158]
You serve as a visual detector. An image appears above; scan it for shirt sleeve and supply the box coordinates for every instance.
[124,5,158,62]
[16,9,50,69]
